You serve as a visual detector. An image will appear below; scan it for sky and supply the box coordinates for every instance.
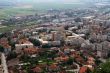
[1,0,109,4]
[14,0,80,3]
[11,0,110,3]
[35,0,79,2]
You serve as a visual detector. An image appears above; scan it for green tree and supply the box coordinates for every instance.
[0,45,4,52]
[8,37,15,50]
[87,67,92,73]
[7,52,17,60]
[66,57,74,65]
[74,17,81,22]
[42,44,51,48]
[93,61,110,73]
[20,55,30,62]
[29,38,41,46]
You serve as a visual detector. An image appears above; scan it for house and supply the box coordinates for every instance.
[0,38,11,54]
[64,47,70,54]
[68,26,78,31]
[48,64,59,72]
[58,51,65,57]
[3,44,11,55]
[32,67,43,73]
[87,56,95,65]
[54,56,69,62]
[15,39,33,53]
[79,66,88,73]
[23,47,38,57]
[65,36,85,46]
[38,39,49,45]
[49,41,61,46]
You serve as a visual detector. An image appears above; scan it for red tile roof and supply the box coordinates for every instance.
[55,56,69,62]
[23,48,38,54]
[49,64,59,70]
[32,67,42,73]
[19,38,31,44]
[79,66,88,73]
[0,38,11,49]
[87,57,95,65]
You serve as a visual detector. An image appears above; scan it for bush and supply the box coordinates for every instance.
[7,52,17,60]
[0,45,4,52]
[93,61,110,73]
[29,38,41,46]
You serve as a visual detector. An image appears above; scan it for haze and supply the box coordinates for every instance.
[1,0,110,4]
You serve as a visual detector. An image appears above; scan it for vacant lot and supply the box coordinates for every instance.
[0,7,37,19]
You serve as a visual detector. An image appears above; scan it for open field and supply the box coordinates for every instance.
[0,7,37,19]
[0,24,38,33]
[0,25,15,33]
[0,3,91,19]
[0,3,92,33]
[0,25,7,28]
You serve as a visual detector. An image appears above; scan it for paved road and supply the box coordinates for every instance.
[7,58,19,67]
[0,65,3,73]
[1,53,8,73]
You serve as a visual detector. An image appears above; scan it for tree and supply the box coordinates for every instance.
[60,40,65,46]
[107,51,110,58]
[19,55,30,62]
[42,44,51,48]
[66,57,74,65]
[86,67,92,73]
[64,25,69,30]
[0,45,4,52]
[29,38,41,46]
[7,52,17,60]
[85,32,90,39]
[0,33,5,38]
[74,17,81,22]
[93,61,110,73]
[95,58,102,66]
[7,37,15,50]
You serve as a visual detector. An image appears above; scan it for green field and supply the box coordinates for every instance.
[0,25,15,33]
[0,3,90,19]
[33,3,84,10]
[0,7,37,19]
[0,3,91,33]
[0,22,41,33]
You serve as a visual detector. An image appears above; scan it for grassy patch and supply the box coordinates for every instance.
[0,25,15,33]
[0,7,37,19]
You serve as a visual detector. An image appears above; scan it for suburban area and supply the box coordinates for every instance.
[0,0,110,73]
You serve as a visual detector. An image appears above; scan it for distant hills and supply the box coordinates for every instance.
[0,0,110,7]
[0,0,110,9]
[0,0,110,19]
[0,0,14,8]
